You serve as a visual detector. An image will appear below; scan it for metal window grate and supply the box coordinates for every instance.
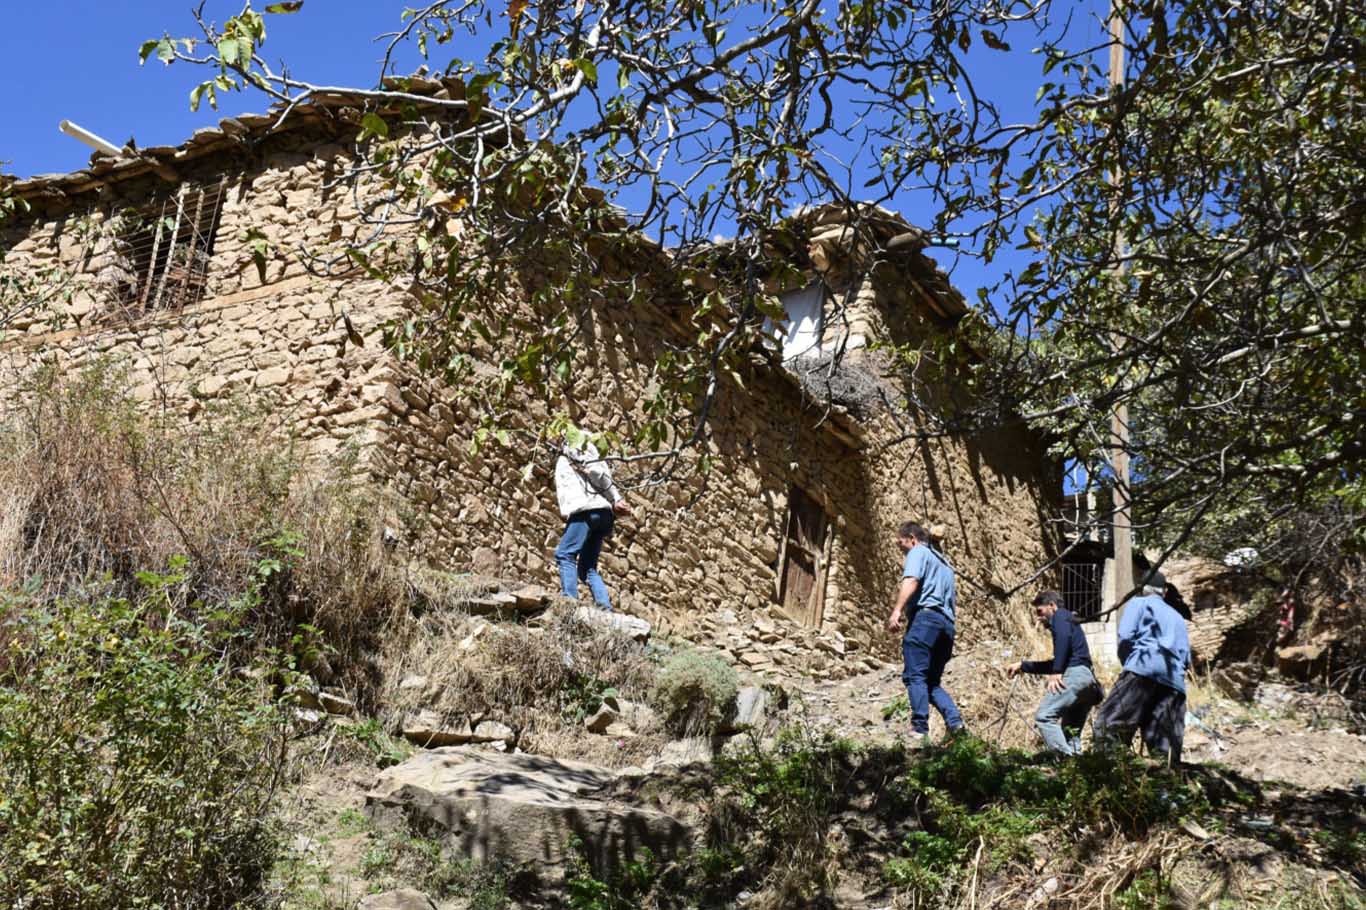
[1062,558,1103,621]
[96,179,226,318]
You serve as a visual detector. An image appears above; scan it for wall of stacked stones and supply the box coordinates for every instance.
[0,132,417,475]
[1,129,1057,673]
[803,265,1060,647]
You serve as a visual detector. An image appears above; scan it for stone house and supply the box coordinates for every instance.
[0,81,1059,675]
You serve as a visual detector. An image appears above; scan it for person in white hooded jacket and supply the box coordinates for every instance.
[554,437,632,610]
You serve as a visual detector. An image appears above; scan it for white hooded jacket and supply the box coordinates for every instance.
[555,441,622,518]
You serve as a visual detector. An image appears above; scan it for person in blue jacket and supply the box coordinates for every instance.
[1092,569,1192,764]
[1008,590,1103,755]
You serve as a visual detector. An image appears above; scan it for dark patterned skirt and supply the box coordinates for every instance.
[1092,670,1186,765]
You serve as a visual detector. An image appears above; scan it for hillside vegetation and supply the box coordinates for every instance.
[0,366,1361,910]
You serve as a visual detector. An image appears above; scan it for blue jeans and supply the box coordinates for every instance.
[555,508,614,610]
[1034,664,1101,755]
[901,609,964,735]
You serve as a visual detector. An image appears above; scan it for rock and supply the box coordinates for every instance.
[653,737,714,768]
[398,674,429,693]
[616,699,659,732]
[720,686,769,733]
[254,366,291,388]
[572,607,651,643]
[358,889,437,910]
[294,708,325,724]
[401,710,473,747]
[510,584,552,611]
[471,720,514,743]
[471,546,500,575]
[365,748,689,880]
[318,690,355,716]
[290,683,324,711]
[816,632,846,656]
[1276,642,1329,680]
[585,704,621,734]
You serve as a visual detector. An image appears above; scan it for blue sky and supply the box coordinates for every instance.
[0,1,1110,297]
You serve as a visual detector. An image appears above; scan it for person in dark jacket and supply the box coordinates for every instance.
[1007,590,1103,755]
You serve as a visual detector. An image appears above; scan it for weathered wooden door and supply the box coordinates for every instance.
[778,486,830,627]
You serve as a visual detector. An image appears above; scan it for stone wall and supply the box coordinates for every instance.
[2,124,1058,676]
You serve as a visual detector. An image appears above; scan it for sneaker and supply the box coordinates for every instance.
[945,725,971,743]
[904,733,933,752]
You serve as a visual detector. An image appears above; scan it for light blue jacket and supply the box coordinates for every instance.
[1117,594,1191,692]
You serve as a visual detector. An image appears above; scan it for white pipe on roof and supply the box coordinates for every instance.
[58,120,123,157]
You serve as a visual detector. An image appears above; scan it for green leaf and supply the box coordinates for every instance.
[138,39,161,64]
[572,58,598,85]
[156,38,175,64]
[218,37,241,66]
[189,83,207,113]
[360,113,389,139]
[264,1,304,12]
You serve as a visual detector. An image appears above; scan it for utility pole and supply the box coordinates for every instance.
[1108,1,1135,611]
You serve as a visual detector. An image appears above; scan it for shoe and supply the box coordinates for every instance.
[904,733,932,752]
[945,726,971,743]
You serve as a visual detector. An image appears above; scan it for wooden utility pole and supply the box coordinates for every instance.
[1108,1,1135,609]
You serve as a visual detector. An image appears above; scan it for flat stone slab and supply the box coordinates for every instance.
[365,748,689,878]
[572,606,651,642]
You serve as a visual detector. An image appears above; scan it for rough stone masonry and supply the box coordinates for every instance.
[0,80,1059,674]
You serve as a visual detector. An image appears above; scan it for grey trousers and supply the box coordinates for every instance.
[1093,671,1186,765]
[1035,664,1102,755]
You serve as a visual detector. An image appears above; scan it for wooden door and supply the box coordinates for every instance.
[778,486,830,627]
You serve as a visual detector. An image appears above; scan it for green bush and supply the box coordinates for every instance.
[0,574,287,909]
[700,729,860,901]
[652,650,738,735]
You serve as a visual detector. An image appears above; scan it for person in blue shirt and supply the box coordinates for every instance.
[1007,590,1103,755]
[1092,569,1192,764]
[885,522,965,746]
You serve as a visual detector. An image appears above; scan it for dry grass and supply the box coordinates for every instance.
[0,362,409,700]
[376,603,665,766]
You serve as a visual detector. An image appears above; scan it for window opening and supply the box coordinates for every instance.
[104,179,226,316]
[764,284,825,361]
[1061,556,1103,621]
[776,485,830,627]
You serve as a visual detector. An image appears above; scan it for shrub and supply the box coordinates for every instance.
[701,728,860,902]
[0,362,409,704]
[652,649,738,735]
[0,576,287,909]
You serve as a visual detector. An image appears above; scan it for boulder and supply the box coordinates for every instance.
[358,890,435,910]
[365,748,689,880]
[585,703,621,734]
[572,607,651,643]
[358,889,437,910]
[721,686,769,733]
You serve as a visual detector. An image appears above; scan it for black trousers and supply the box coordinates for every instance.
[1092,671,1186,765]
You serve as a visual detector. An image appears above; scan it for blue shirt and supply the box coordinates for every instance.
[902,544,956,623]
[1021,608,1092,675]
[1117,595,1191,692]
